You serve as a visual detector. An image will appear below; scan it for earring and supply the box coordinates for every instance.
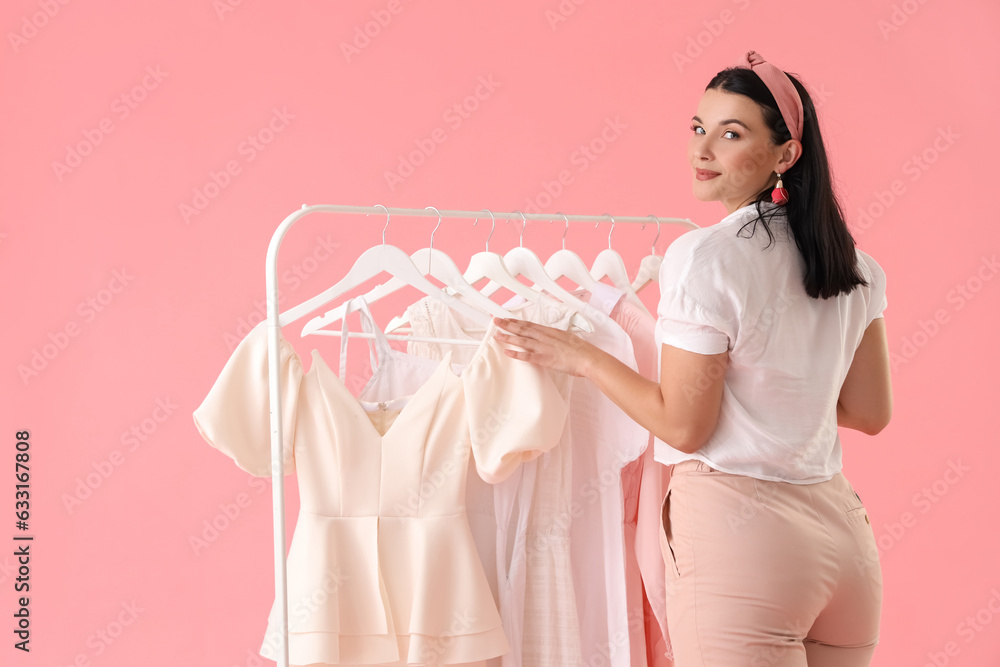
[771,172,789,205]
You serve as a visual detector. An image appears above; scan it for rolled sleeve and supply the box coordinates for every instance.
[863,252,888,325]
[655,313,731,355]
[655,236,735,355]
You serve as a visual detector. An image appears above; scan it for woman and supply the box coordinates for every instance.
[493,50,891,666]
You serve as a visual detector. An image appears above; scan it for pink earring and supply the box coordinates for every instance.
[771,172,789,205]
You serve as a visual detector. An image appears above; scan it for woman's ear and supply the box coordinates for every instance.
[777,139,803,173]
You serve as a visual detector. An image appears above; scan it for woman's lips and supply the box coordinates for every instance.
[696,169,720,181]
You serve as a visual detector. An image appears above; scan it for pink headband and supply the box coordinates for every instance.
[734,50,803,143]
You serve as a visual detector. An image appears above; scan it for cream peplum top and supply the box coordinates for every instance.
[193,300,570,666]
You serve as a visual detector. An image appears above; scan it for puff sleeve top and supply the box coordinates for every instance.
[651,202,889,483]
[192,318,570,665]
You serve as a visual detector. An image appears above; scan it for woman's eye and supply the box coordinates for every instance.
[690,125,739,139]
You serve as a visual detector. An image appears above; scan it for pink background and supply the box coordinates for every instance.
[3,1,999,665]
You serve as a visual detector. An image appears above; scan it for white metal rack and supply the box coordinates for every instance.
[261,203,698,666]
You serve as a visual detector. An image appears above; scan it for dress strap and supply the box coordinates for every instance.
[338,295,392,380]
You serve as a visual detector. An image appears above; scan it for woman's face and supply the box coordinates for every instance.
[688,88,799,214]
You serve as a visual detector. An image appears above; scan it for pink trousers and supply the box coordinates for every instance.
[660,459,882,666]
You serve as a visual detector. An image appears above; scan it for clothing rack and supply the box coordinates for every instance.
[261,203,697,667]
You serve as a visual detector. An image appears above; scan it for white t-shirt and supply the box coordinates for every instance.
[653,201,888,483]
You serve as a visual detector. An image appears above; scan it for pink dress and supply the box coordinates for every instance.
[192,298,571,666]
[564,286,648,667]
[610,298,675,666]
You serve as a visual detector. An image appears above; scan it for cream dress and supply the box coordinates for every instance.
[193,297,570,666]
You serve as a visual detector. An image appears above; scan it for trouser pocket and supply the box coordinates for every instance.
[660,487,680,580]
[842,477,883,598]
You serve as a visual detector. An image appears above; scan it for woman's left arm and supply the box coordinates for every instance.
[493,317,728,454]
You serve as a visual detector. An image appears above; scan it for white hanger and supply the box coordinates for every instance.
[386,209,543,333]
[589,213,650,315]
[300,205,492,336]
[478,212,594,331]
[322,207,512,331]
[462,209,546,303]
[631,215,664,293]
[544,212,601,292]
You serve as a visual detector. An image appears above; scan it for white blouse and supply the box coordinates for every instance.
[653,201,888,483]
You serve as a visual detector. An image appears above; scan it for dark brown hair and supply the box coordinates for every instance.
[706,67,868,298]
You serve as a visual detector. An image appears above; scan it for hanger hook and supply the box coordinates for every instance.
[479,209,496,253]
[425,206,442,274]
[514,210,528,247]
[648,215,661,254]
[374,204,389,245]
[557,212,570,250]
[603,213,615,250]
